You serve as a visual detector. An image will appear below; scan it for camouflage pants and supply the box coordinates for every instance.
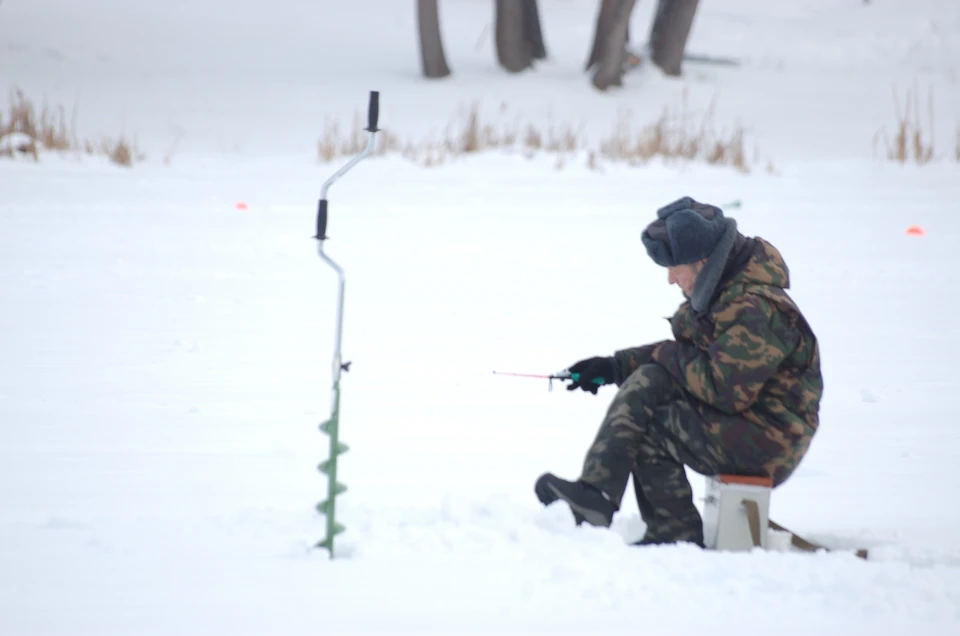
[580,364,779,545]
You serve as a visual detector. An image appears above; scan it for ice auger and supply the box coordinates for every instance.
[314,90,380,557]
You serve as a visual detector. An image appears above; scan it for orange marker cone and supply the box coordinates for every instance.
[236,202,249,211]
[905,225,925,236]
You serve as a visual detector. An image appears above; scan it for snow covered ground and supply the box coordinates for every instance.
[2,0,960,634]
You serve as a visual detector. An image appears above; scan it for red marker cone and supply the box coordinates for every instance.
[905,225,925,236]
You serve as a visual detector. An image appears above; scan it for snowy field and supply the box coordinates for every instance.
[2,0,960,634]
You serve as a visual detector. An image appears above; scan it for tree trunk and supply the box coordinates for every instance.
[585,0,617,71]
[521,0,547,60]
[495,0,532,72]
[591,0,638,91]
[649,0,700,77]
[417,0,452,78]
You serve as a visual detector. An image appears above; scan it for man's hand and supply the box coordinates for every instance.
[565,357,618,394]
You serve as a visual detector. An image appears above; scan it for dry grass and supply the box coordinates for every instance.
[317,111,401,162]
[317,93,757,173]
[316,102,586,168]
[874,83,935,165]
[597,93,749,173]
[106,137,136,167]
[0,87,143,166]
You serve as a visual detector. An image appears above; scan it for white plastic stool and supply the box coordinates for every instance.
[702,474,773,552]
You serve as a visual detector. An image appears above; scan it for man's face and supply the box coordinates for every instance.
[667,262,704,297]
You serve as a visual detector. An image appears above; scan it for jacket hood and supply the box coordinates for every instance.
[736,237,790,290]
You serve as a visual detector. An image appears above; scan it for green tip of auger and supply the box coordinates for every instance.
[316,520,346,543]
[316,522,346,552]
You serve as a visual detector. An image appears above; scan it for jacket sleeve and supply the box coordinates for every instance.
[651,296,794,414]
[613,342,669,385]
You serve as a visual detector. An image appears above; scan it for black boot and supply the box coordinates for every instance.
[632,534,705,548]
[534,472,617,528]
[630,529,705,549]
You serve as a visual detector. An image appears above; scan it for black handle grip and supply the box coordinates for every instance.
[366,90,379,132]
[316,199,328,240]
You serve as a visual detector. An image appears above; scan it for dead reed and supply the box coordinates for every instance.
[317,93,755,173]
[0,88,142,166]
[597,93,748,172]
[874,83,935,165]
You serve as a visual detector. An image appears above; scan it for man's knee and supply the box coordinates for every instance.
[600,364,679,442]
[618,363,675,401]
[612,365,680,427]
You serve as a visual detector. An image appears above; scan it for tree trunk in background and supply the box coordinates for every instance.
[649,0,700,76]
[585,0,617,71]
[417,0,452,78]
[495,0,532,72]
[591,0,638,90]
[521,0,547,60]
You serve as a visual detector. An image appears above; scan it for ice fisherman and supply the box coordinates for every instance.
[536,197,823,547]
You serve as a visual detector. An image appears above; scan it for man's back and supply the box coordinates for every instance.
[650,236,823,485]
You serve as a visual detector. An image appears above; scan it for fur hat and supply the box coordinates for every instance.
[641,197,729,267]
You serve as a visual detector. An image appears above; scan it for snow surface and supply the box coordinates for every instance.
[2,0,960,634]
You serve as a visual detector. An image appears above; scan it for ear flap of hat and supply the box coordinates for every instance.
[642,218,674,267]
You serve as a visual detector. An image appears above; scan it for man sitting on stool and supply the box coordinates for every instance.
[536,197,823,547]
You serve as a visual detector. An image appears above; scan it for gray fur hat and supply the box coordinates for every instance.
[642,197,729,267]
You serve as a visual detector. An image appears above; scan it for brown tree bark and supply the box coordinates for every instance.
[649,0,700,77]
[417,0,452,78]
[521,0,547,60]
[585,0,617,71]
[495,0,546,72]
[591,0,638,91]
[495,0,531,72]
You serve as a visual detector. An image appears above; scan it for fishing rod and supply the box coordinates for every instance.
[492,369,604,391]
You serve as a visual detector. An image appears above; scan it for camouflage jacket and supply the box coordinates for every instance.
[615,238,823,445]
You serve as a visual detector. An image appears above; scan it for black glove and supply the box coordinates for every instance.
[565,356,618,394]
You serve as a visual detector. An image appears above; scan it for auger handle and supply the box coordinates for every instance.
[316,200,328,241]
[366,91,379,132]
